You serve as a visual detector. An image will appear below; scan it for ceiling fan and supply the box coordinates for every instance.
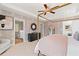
[38,3,71,15]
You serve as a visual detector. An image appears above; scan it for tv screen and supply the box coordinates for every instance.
[0,15,5,20]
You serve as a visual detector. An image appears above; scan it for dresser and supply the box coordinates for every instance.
[28,32,41,42]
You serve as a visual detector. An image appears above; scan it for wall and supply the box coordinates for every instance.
[62,20,79,55]
[25,18,36,40]
[0,9,15,45]
[0,17,15,45]
[0,30,14,43]
[62,21,72,36]
[24,15,43,40]
[67,20,79,56]
[44,21,62,36]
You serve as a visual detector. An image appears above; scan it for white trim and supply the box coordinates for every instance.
[14,17,26,44]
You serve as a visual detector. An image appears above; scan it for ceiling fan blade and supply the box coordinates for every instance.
[50,6,60,10]
[38,12,44,16]
[44,12,47,15]
[50,11,55,14]
[38,11,44,12]
[44,4,48,9]
[59,3,71,8]
[50,3,71,11]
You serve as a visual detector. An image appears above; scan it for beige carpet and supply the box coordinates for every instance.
[1,40,38,56]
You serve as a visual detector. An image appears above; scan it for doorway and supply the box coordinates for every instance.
[15,20,24,44]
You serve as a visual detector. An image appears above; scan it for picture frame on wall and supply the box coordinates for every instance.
[65,25,71,31]
[65,25,72,36]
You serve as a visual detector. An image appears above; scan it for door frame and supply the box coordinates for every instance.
[14,17,26,44]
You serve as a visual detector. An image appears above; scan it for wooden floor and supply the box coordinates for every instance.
[15,38,23,44]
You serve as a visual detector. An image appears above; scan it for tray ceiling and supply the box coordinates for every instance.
[0,3,79,21]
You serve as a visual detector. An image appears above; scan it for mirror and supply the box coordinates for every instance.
[31,23,37,31]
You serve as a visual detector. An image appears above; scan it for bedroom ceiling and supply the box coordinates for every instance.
[0,3,79,21]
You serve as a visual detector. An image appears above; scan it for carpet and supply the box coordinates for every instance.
[1,40,38,56]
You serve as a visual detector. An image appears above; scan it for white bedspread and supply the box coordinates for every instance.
[34,34,68,56]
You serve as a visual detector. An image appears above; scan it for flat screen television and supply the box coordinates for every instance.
[0,15,5,20]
